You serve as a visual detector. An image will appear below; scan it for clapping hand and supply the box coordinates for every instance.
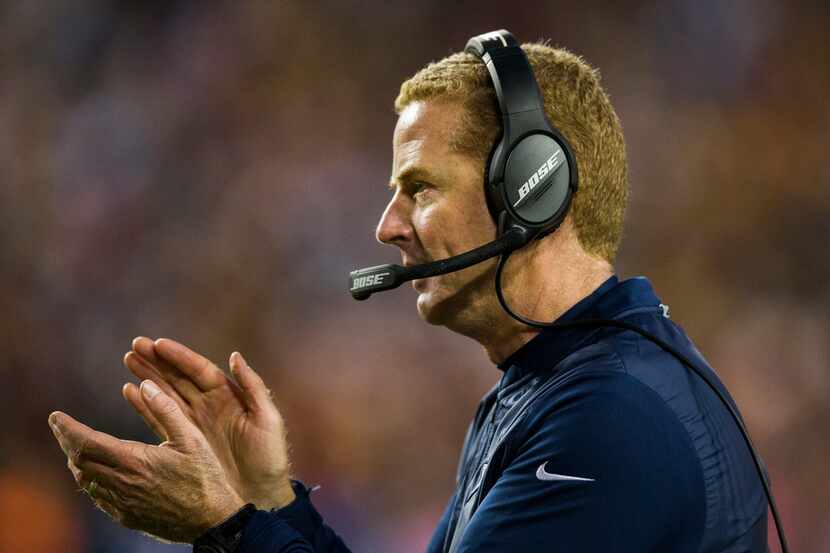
[123,338,296,511]
[49,380,245,543]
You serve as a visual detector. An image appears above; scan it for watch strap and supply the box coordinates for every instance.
[193,503,257,553]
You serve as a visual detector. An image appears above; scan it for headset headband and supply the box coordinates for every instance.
[465,31,550,136]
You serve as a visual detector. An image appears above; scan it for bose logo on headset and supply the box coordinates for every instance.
[513,150,564,209]
[350,272,390,291]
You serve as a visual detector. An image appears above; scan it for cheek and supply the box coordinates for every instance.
[412,190,496,254]
[468,190,497,232]
[411,205,441,243]
[473,209,497,239]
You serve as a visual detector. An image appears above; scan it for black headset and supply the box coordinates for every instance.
[463,30,585,331]
[348,30,575,300]
[467,30,577,244]
[348,30,788,552]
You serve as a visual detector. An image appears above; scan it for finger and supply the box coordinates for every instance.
[131,336,160,364]
[132,340,212,404]
[122,382,167,441]
[132,343,247,417]
[123,351,192,411]
[129,338,202,406]
[67,457,88,487]
[92,493,121,520]
[154,338,227,393]
[139,380,197,445]
[229,352,273,414]
[67,457,119,491]
[68,459,125,517]
[49,412,129,468]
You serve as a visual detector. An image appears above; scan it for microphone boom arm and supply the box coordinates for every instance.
[349,226,530,300]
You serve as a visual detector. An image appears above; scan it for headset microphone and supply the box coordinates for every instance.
[350,219,530,301]
[350,28,578,302]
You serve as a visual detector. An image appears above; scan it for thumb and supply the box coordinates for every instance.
[140,379,196,445]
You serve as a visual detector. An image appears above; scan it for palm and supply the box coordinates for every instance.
[203,387,287,506]
[123,339,295,510]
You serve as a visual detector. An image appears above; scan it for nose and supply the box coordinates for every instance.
[375,191,413,246]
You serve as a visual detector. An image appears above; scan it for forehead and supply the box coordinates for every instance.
[392,100,465,171]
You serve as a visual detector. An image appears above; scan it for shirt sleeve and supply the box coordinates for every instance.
[233,481,353,553]
[277,481,354,552]
[453,370,706,553]
[237,510,315,553]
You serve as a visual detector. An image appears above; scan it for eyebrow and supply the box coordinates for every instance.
[387,166,442,191]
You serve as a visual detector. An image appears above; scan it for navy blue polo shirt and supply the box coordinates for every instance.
[232,275,768,553]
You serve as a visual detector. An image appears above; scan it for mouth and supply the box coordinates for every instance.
[402,255,432,291]
[402,256,425,268]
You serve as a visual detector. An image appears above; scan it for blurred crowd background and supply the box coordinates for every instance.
[2,1,828,552]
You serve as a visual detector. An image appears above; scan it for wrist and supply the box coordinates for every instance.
[193,503,257,553]
[251,481,296,511]
[267,481,321,545]
[201,493,246,536]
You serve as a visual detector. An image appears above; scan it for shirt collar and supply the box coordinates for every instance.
[496,275,663,386]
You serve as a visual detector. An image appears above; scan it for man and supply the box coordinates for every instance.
[49,34,769,552]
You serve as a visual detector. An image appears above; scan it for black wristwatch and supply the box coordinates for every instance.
[193,503,257,553]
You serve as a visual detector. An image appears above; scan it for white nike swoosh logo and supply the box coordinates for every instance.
[536,463,595,482]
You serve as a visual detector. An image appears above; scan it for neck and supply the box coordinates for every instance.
[446,225,614,364]
[482,262,613,364]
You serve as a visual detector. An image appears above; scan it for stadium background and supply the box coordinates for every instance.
[1,1,828,552]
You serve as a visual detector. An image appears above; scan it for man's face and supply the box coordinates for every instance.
[376,100,498,326]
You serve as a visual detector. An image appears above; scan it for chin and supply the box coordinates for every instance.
[414,266,496,331]
[416,290,446,326]
[415,282,466,327]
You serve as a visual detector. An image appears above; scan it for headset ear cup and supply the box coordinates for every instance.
[483,138,505,227]
[502,134,573,230]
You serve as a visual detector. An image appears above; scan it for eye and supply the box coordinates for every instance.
[412,181,430,197]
